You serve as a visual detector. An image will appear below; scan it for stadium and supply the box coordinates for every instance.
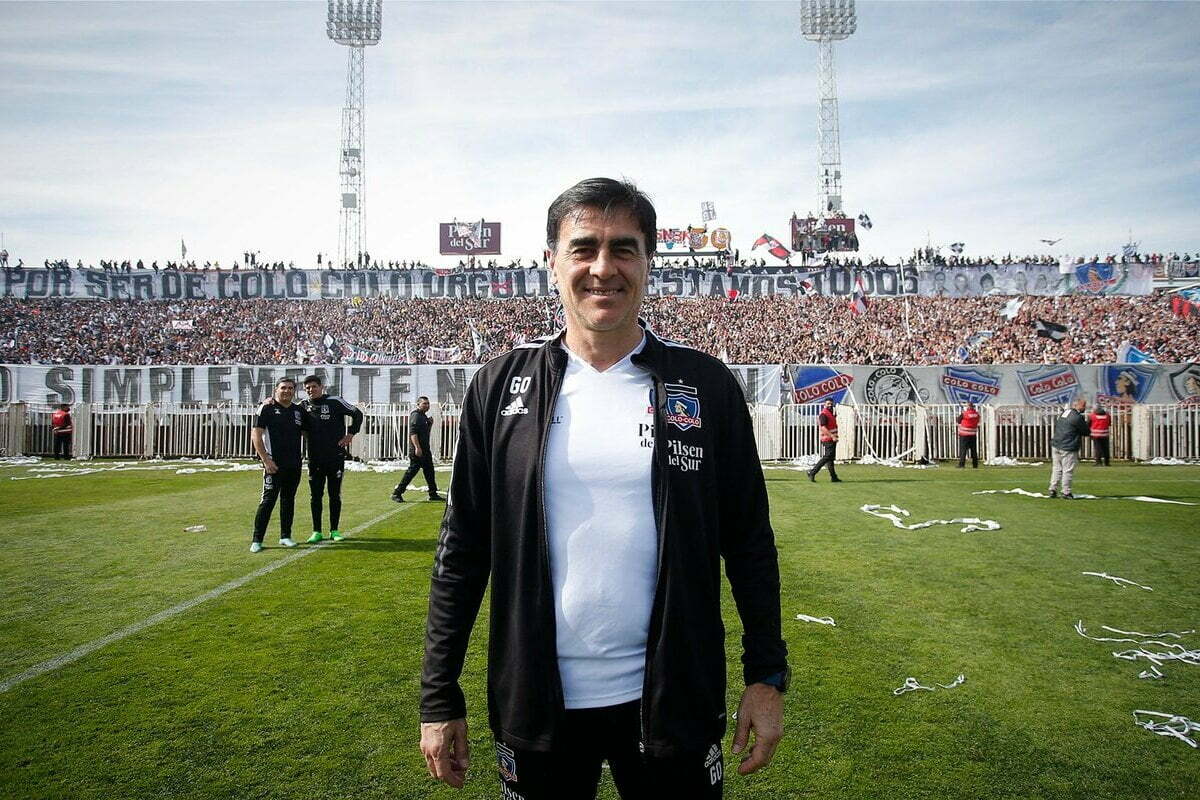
[1,2,1198,799]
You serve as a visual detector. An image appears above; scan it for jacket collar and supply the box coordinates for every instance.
[544,318,665,373]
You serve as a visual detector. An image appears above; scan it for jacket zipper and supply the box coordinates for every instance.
[537,355,568,730]
[640,371,670,755]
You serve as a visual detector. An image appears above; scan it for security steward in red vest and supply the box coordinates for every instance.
[807,398,841,482]
[50,404,73,460]
[956,401,981,468]
[1088,406,1111,466]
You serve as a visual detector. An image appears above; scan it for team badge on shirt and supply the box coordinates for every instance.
[664,382,701,431]
[496,741,518,782]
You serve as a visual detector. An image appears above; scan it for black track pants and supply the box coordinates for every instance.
[494,700,724,800]
[252,466,302,543]
[1093,437,1110,466]
[957,435,978,468]
[309,459,345,531]
[808,441,838,479]
[394,451,439,497]
[53,433,72,460]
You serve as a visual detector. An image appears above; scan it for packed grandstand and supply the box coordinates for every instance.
[0,293,1196,366]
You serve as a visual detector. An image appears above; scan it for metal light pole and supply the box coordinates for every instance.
[800,0,856,217]
[327,0,382,268]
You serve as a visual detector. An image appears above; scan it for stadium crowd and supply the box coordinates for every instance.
[4,250,1194,273]
[2,294,1196,366]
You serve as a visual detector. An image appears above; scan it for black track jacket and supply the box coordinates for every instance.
[420,323,788,757]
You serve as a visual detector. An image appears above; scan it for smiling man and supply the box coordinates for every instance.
[419,178,788,799]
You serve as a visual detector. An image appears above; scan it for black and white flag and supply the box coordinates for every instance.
[857,213,872,230]
[1034,319,1068,341]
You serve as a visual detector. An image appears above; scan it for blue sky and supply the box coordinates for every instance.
[1,0,1197,266]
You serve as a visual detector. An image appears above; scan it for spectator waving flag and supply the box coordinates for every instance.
[1034,319,1068,341]
[752,233,790,261]
[849,275,869,315]
[857,213,872,230]
[1115,340,1157,363]
[1001,297,1024,320]
[949,242,965,254]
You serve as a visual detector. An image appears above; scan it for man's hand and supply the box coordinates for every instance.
[731,683,784,775]
[262,457,278,475]
[413,445,424,458]
[337,434,354,448]
[421,718,470,788]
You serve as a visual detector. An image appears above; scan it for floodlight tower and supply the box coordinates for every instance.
[800,0,856,217]
[327,0,382,268]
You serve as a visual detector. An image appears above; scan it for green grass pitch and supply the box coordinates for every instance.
[0,459,1197,799]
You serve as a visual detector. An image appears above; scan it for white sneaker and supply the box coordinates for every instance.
[280,538,297,548]
[250,541,263,553]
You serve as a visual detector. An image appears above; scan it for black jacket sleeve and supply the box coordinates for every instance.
[716,370,788,685]
[420,376,492,722]
[337,398,364,434]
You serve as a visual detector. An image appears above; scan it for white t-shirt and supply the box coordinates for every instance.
[544,337,658,709]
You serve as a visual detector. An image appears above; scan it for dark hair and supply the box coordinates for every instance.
[546,177,656,258]
[417,395,429,403]
[276,377,296,388]
[303,375,322,386]
[59,403,70,411]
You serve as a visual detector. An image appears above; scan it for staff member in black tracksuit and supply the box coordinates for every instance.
[419,178,787,799]
[806,398,841,482]
[391,396,442,502]
[301,375,364,543]
[250,378,310,553]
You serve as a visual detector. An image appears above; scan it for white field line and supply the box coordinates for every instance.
[0,502,424,694]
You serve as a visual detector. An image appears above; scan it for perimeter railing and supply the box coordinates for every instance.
[0,401,1193,463]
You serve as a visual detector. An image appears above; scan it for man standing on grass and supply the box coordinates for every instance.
[50,403,73,460]
[1088,404,1111,466]
[250,378,310,553]
[956,400,981,469]
[300,375,364,543]
[807,398,841,482]
[391,396,442,502]
[1048,395,1090,499]
[419,177,787,799]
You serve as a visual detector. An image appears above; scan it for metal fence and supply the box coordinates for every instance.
[0,401,1194,463]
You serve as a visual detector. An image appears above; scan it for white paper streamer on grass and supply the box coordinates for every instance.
[1145,457,1200,466]
[1132,710,1200,748]
[857,454,939,469]
[0,456,41,466]
[983,457,1044,466]
[973,488,1195,506]
[893,674,965,695]
[1075,621,1199,677]
[860,504,1000,533]
[1081,572,1153,591]
[795,614,836,626]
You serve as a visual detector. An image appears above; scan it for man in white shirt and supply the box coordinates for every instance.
[420,178,788,799]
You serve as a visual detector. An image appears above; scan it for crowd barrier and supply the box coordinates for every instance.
[1,402,1196,463]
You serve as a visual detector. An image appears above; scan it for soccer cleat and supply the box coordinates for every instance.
[830,477,843,483]
[429,494,445,501]
[250,541,263,553]
[306,532,324,543]
[807,472,816,482]
[391,493,405,503]
[280,538,298,548]
[330,530,344,541]
[1062,493,1074,500]
[1049,489,1058,498]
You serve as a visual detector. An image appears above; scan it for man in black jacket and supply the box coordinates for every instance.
[1048,395,1090,499]
[300,375,364,542]
[391,396,442,502]
[419,178,788,799]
